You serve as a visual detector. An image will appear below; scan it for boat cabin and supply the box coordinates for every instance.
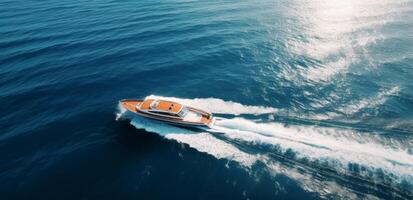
[137,99,188,118]
[121,98,213,126]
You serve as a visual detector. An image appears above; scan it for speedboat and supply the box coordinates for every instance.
[119,98,215,128]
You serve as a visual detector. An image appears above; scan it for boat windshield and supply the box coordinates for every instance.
[150,100,159,109]
[177,107,188,117]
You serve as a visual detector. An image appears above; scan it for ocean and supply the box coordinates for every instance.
[1,0,412,199]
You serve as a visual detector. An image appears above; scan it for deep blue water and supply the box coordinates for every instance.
[1,0,413,199]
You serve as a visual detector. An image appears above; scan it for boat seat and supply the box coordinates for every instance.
[150,100,159,109]
[168,104,174,110]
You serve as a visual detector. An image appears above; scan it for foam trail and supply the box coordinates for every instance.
[119,97,413,182]
[212,118,413,183]
[146,95,278,115]
[126,115,404,199]
[130,116,258,167]
[118,98,412,198]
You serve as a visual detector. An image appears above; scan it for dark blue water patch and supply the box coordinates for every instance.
[0,114,320,200]
[1,0,413,199]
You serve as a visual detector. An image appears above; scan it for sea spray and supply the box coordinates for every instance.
[115,103,127,121]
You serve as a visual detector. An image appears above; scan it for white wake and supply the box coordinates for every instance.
[212,117,413,180]
[117,95,413,198]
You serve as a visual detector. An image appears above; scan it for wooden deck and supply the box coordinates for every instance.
[140,99,154,110]
[120,100,142,113]
[140,99,183,113]
[155,100,182,113]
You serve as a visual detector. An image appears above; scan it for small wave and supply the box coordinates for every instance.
[303,57,351,82]
[338,86,400,115]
